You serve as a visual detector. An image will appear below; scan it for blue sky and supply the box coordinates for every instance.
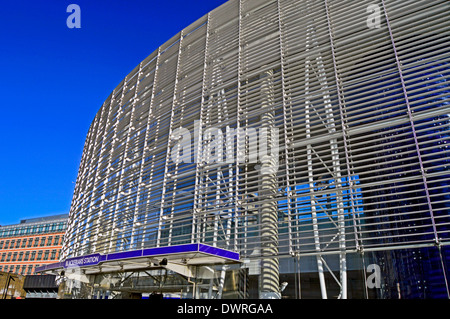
[0,0,228,225]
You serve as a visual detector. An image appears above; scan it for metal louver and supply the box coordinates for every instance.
[62,0,450,299]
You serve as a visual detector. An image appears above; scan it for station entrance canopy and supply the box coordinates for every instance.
[36,244,240,278]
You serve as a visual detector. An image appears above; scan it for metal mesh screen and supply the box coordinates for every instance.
[62,0,450,282]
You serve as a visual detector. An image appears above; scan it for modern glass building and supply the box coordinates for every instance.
[37,0,450,299]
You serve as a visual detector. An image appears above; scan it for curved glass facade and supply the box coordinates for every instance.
[61,0,450,299]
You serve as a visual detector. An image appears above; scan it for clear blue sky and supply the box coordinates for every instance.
[0,0,228,226]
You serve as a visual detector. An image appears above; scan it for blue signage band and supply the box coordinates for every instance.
[35,243,239,273]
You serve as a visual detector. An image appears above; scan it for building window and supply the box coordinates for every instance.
[0,241,3,249]
[54,236,60,246]
[6,252,11,262]
[47,236,53,246]
[50,250,56,260]
[10,240,15,249]
[37,251,43,260]
[30,251,36,261]
[24,251,30,261]
[1,253,5,262]
[18,252,23,261]
[27,265,33,275]
[40,237,46,247]
[12,252,17,261]
[21,239,26,248]
[33,238,39,247]
[15,239,21,248]
[27,238,33,247]
[5,240,9,249]
[43,250,49,260]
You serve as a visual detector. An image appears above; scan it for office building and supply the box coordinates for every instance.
[0,214,68,276]
[38,0,450,299]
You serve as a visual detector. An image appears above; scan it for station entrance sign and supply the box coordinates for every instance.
[64,253,102,268]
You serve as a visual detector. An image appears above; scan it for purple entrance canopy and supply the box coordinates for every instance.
[36,243,240,274]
